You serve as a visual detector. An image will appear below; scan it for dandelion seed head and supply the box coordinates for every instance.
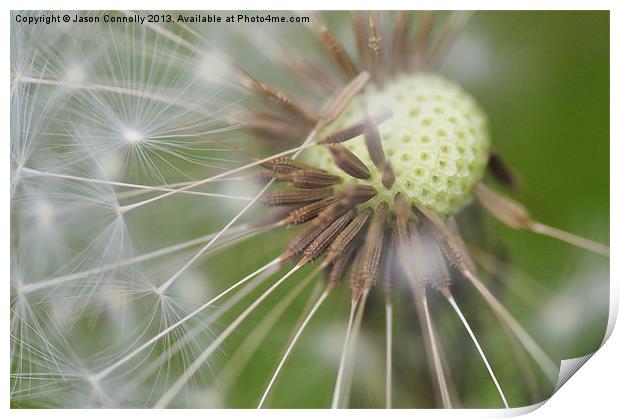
[303,73,490,215]
[123,129,143,144]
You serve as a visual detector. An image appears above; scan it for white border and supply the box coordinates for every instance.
[3,1,617,417]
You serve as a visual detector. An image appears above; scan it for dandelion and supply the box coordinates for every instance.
[10,10,609,409]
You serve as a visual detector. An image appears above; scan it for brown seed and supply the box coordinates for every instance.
[320,71,370,125]
[328,145,371,179]
[410,222,452,289]
[445,216,477,274]
[393,193,411,225]
[320,120,367,145]
[367,12,384,87]
[393,193,416,279]
[392,11,410,74]
[248,78,317,123]
[311,200,355,229]
[287,169,341,189]
[309,19,358,80]
[318,110,392,145]
[282,57,341,97]
[351,11,368,71]
[476,183,609,257]
[262,157,317,174]
[474,183,531,230]
[324,208,372,264]
[284,196,338,225]
[363,115,386,168]
[381,160,395,189]
[255,170,275,184]
[303,210,355,262]
[263,188,333,206]
[412,204,473,276]
[349,249,367,298]
[341,184,378,203]
[285,223,323,260]
[410,11,434,70]
[311,185,377,228]
[329,243,357,289]
[428,12,472,67]
[488,148,521,190]
[241,110,309,141]
[350,202,389,297]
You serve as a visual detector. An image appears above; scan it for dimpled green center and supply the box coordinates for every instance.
[302,73,490,216]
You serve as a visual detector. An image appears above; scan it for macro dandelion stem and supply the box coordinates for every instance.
[529,222,610,257]
[19,167,253,201]
[217,270,323,398]
[20,222,275,295]
[442,287,509,409]
[155,262,308,408]
[331,298,358,409]
[463,269,558,383]
[385,297,393,409]
[156,181,273,294]
[258,288,330,408]
[417,289,452,408]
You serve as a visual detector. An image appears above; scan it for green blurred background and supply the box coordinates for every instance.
[196,11,610,408]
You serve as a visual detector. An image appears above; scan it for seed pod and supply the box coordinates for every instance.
[367,12,384,87]
[320,71,370,124]
[263,188,333,206]
[318,110,392,144]
[381,160,395,189]
[324,208,372,264]
[445,216,476,274]
[412,204,473,275]
[392,11,410,73]
[285,223,323,259]
[312,185,376,227]
[308,19,358,80]
[475,183,531,230]
[488,148,520,190]
[286,169,340,189]
[248,78,317,123]
[328,243,357,289]
[393,193,416,278]
[351,12,368,70]
[241,110,308,142]
[284,196,338,225]
[340,184,377,203]
[320,121,367,145]
[303,210,355,262]
[350,202,388,298]
[328,145,371,179]
[312,200,356,229]
[410,222,452,289]
[363,115,386,168]
[262,157,317,174]
[255,170,275,184]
